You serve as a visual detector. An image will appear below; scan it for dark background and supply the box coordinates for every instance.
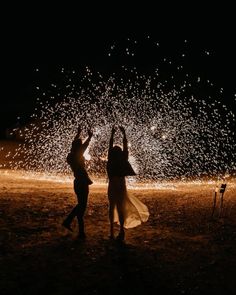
[1,6,236,138]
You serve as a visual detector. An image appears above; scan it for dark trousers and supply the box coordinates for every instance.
[65,178,89,234]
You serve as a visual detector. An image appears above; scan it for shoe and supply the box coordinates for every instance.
[77,232,86,240]
[109,234,115,240]
[116,231,125,242]
[62,221,73,232]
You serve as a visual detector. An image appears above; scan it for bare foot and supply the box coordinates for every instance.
[109,234,115,240]
[62,221,73,232]
[116,231,125,242]
[77,232,86,240]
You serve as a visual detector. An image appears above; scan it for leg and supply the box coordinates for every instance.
[109,200,115,239]
[116,201,125,241]
[74,179,89,237]
[62,179,82,231]
[76,198,88,237]
[62,204,79,231]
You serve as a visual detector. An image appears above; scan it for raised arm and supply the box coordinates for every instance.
[108,126,116,158]
[73,126,82,141]
[82,129,93,153]
[120,126,128,159]
[71,126,82,152]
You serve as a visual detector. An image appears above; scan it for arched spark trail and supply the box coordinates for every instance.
[10,68,236,181]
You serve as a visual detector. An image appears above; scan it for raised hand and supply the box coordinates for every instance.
[119,126,125,134]
[88,129,93,137]
[77,126,82,135]
[111,126,116,135]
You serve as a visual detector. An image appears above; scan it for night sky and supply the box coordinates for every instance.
[1,8,236,138]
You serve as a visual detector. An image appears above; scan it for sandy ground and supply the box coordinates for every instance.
[0,140,236,294]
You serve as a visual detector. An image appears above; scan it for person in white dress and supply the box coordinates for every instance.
[107,126,149,241]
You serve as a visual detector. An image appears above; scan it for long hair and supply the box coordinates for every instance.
[107,145,135,177]
[72,138,82,151]
[109,145,124,162]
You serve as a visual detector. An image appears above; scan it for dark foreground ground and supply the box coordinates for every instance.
[0,168,236,295]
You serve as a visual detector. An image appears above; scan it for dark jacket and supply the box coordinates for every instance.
[67,135,93,184]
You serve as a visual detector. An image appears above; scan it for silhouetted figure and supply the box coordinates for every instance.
[62,127,93,239]
[107,126,149,241]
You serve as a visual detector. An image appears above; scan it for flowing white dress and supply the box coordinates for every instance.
[108,176,149,229]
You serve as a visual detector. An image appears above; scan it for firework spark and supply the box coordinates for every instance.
[8,39,236,181]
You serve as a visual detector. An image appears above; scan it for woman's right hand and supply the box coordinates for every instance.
[77,126,82,134]
[111,126,116,135]
[88,129,93,137]
[119,126,125,134]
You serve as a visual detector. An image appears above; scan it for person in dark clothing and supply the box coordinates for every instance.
[62,126,93,239]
